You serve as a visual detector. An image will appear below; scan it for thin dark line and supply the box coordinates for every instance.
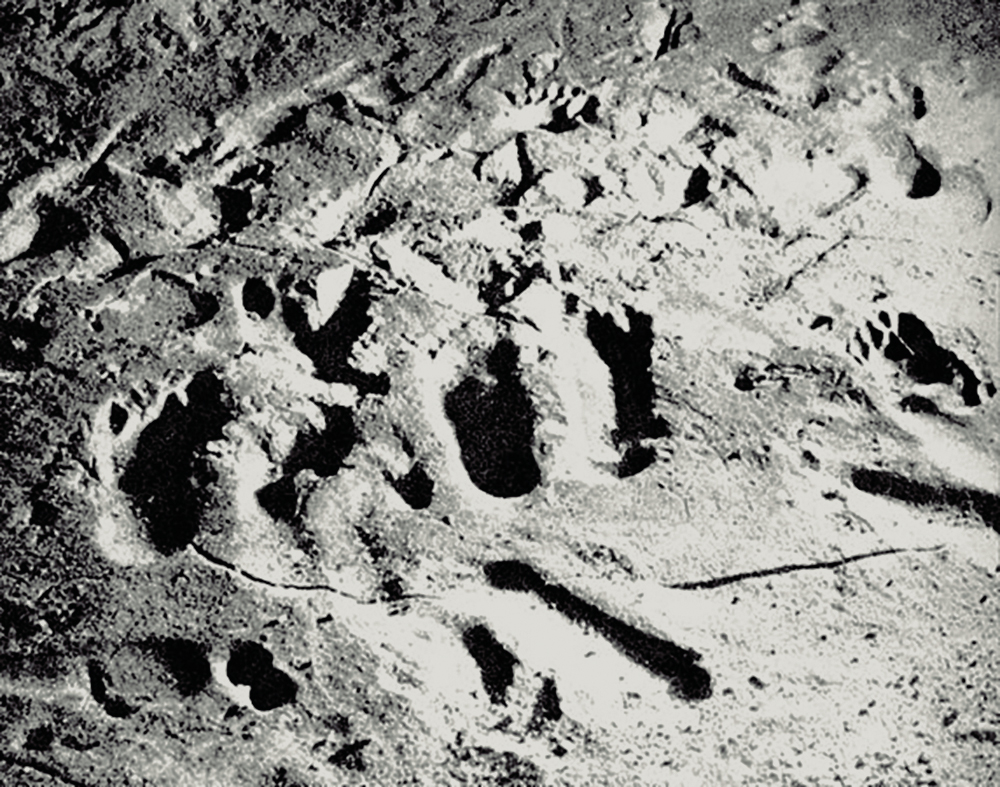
[667,545,944,590]
[190,543,371,602]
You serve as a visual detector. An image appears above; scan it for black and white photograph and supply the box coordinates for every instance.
[0,1,997,784]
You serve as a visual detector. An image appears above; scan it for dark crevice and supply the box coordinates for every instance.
[667,546,931,590]
[682,165,711,207]
[416,57,453,95]
[191,543,364,601]
[144,637,211,697]
[103,254,163,283]
[282,271,389,396]
[541,101,582,134]
[883,332,909,362]
[139,155,183,188]
[461,624,518,705]
[260,105,309,147]
[100,226,131,262]
[109,402,128,434]
[357,202,399,236]
[497,134,539,207]
[618,443,658,478]
[479,260,545,313]
[899,393,939,414]
[387,462,434,509]
[443,338,541,498]
[528,677,562,731]
[285,404,356,477]
[655,7,679,59]
[214,185,253,234]
[853,329,869,360]
[484,561,711,701]
[118,370,232,555]
[726,62,778,95]
[866,321,884,349]
[907,156,941,199]
[256,403,356,521]
[586,307,669,476]
[242,276,276,318]
[26,198,88,257]
[186,290,220,328]
[256,475,299,522]
[851,467,1000,534]
[582,175,604,206]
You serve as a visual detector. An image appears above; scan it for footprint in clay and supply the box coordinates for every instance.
[751,1,832,54]
[847,309,996,415]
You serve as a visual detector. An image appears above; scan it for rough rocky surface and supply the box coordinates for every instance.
[1,1,998,784]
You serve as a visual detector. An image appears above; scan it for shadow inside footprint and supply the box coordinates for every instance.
[142,637,212,697]
[484,561,712,701]
[242,276,276,318]
[883,313,984,406]
[227,640,297,711]
[256,403,356,522]
[118,370,233,555]
[282,271,389,396]
[907,156,941,199]
[444,338,541,498]
[387,462,435,509]
[26,198,89,258]
[462,624,518,705]
[586,307,670,477]
[851,466,1000,535]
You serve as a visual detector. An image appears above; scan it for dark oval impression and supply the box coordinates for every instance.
[227,640,273,686]
[249,667,298,711]
[146,637,212,697]
[443,338,541,498]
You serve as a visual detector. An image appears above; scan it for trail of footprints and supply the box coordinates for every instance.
[80,249,706,748]
[83,245,995,745]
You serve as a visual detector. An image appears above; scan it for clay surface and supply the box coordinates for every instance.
[0,1,998,785]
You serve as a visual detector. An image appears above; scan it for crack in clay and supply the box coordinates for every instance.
[190,542,371,603]
[778,232,853,297]
[666,545,946,590]
[191,543,438,604]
